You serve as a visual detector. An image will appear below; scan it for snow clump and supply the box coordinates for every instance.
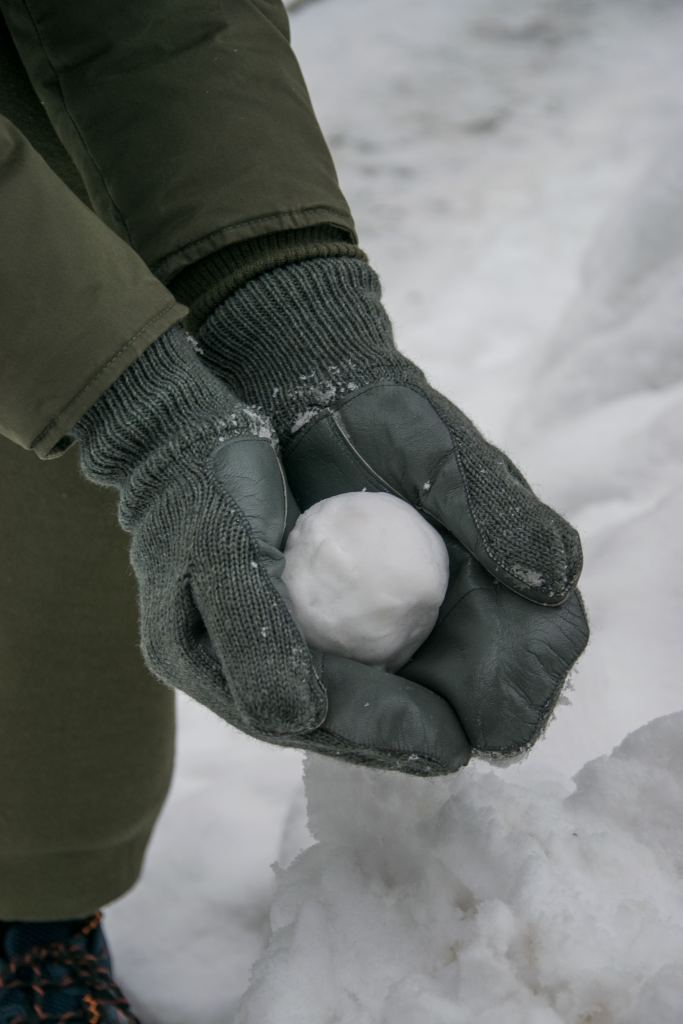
[238,712,683,1024]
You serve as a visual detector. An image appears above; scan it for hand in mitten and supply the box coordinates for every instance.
[197,257,590,760]
[72,325,469,774]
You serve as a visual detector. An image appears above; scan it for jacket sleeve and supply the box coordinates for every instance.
[0,0,358,288]
[0,115,187,458]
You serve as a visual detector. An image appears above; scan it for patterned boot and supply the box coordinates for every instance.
[0,912,141,1023]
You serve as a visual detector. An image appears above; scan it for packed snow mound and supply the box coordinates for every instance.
[238,713,683,1024]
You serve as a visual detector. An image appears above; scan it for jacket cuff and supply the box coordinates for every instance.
[34,299,187,461]
[169,225,367,333]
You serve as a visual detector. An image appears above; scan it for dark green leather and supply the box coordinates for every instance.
[284,390,589,758]
[285,383,581,606]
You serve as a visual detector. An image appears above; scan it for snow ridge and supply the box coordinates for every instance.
[239,714,683,1024]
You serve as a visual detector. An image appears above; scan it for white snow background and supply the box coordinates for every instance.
[107,0,683,1020]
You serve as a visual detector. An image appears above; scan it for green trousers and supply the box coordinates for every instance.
[0,1,354,919]
[0,435,176,920]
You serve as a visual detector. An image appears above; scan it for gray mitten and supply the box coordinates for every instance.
[72,325,470,774]
[197,257,590,760]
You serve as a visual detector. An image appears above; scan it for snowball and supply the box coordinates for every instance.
[282,491,450,671]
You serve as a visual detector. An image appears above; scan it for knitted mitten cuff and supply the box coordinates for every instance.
[71,324,268,527]
[170,227,366,334]
[196,256,423,440]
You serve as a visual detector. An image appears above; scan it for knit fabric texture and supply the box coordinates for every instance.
[197,257,583,607]
[71,325,326,737]
[170,224,365,333]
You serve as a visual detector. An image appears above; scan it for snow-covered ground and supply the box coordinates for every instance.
[107,1,683,1020]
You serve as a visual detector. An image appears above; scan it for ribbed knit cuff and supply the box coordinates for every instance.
[71,325,238,490]
[169,226,367,333]
[197,256,418,439]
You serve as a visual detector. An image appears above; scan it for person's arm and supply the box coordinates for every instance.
[0,115,185,457]
[0,0,362,329]
[0,0,589,762]
[0,118,469,775]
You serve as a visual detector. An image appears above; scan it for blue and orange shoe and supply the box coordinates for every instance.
[0,912,141,1023]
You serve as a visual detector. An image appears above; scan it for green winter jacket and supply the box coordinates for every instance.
[0,0,357,458]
